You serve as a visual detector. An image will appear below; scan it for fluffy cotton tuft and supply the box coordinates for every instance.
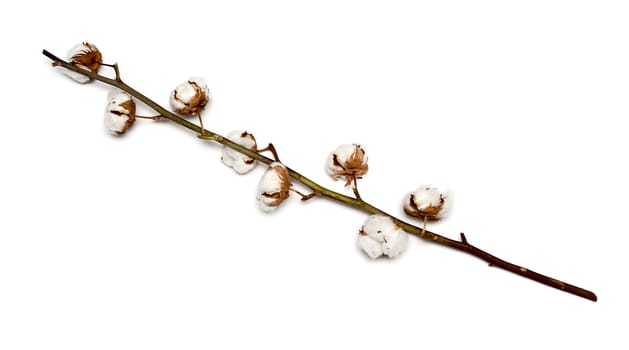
[104,113,130,134]
[381,229,409,258]
[61,68,90,84]
[170,77,210,115]
[326,144,368,187]
[104,91,135,135]
[361,214,398,243]
[358,215,409,259]
[358,234,384,259]
[257,162,291,212]
[404,185,449,220]
[221,130,258,174]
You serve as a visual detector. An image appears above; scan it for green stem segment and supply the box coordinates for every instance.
[43,49,597,302]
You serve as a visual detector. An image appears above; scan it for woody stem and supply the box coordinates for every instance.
[136,115,162,120]
[42,49,597,302]
[352,175,361,200]
[290,188,316,201]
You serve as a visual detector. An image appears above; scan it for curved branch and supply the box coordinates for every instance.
[42,49,597,302]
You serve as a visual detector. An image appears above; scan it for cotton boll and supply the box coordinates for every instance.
[221,130,258,174]
[326,144,368,186]
[170,77,210,116]
[357,215,409,259]
[257,162,291,211]
[104,91,135,135]
[404,185,449,220]
[58,42,102,83]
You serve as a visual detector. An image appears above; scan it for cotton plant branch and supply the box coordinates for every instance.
[42,47,597,302]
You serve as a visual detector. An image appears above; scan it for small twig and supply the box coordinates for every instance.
[257,143,280,162]
[352,174,362,200]
[136,115,162,120]
[289,188,317,201]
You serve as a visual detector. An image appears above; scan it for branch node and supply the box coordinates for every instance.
[113,63,121,81]
[197,134,218,141]
[460,232,469,245]
[290,188,317,202]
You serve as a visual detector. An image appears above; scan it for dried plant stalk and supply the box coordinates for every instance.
[42,49,597,302]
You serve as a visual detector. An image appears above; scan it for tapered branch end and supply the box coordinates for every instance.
[42,49,62,63]
[300,192,317,202]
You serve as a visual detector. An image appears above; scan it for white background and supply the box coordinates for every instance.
[1,1,628,349]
